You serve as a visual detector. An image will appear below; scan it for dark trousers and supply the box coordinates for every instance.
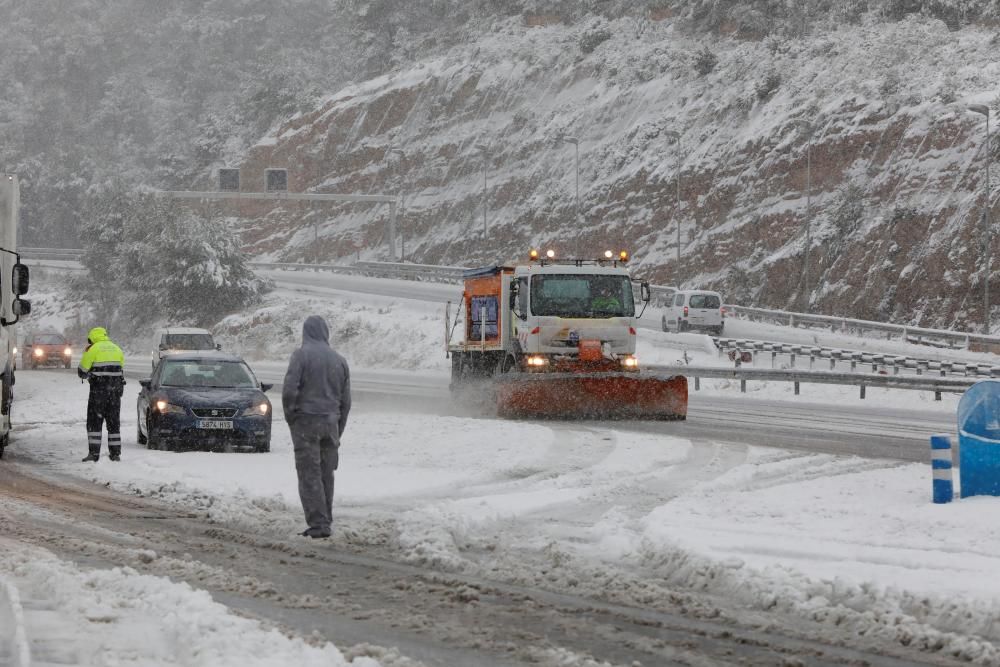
[289,415,340,532]
[87,385,122,457]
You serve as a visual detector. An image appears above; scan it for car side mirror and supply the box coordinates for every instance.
[158,343,167,351]
[260,383,273,392]
[139,379,152,390]
[11,263,29,296]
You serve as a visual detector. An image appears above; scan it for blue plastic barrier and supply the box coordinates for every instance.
[930,434,954,503]
[957,380,1000,497]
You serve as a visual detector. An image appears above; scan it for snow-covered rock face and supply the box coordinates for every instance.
[238,12,999,331]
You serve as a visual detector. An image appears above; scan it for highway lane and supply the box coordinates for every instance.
[259,269,956,462]
[127,358,951,464]
[92,264,955,465]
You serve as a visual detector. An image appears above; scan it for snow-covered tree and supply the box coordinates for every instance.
[77,185,270,333]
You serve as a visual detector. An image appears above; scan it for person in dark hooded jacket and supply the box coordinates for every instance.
[282,315,351,538]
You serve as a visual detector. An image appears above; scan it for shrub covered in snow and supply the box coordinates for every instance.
[77,185,270,332]
[693,46,718,75]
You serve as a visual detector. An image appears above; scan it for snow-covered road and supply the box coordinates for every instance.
[0,369,996,665]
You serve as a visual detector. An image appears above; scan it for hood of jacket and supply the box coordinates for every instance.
[87,327,109,345]
[302,316,330,345]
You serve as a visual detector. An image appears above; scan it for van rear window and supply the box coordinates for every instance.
[689,294,720,309]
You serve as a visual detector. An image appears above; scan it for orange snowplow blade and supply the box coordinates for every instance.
[495,372,688,420]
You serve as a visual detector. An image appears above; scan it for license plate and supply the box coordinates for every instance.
[197,419,233,430]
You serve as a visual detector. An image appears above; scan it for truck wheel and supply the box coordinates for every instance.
[1,365,13,416]
[678,319,689,332]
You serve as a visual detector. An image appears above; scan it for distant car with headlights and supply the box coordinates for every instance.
[151,327,220,369]
[137,352,272,452]
[23,331,73,369]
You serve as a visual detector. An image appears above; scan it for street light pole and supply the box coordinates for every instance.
[562,136,580,257]
[792,120,813,312]
[663,131,683,273]
[475,143,488,238]
[969,104,992,334]
[389,147,405,261]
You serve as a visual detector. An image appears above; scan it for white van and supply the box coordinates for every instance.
[152,327,219,369]
[661,290,725,335]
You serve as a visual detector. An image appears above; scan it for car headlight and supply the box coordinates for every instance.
[63,347,72,356]
[33,348,43,357]
[240,402,270,417]
[154,400,186,415]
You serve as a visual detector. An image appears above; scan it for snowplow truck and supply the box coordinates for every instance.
[446,251,687,420]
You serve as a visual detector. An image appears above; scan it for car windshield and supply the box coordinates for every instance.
[33,334,65,345]
[689,294,721,309]
[163,333,215,350]
[530,274,635,318]
[159,360,257,388]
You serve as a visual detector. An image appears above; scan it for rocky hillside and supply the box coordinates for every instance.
[235,10,1000,331]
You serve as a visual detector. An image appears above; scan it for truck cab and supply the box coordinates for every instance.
[510,261,643,370]
[447,250,649,378]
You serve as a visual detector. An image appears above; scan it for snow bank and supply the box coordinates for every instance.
[0,539,380,667]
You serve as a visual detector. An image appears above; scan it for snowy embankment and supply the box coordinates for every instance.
[0,539,379,667]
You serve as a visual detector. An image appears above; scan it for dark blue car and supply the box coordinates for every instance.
[137,351,273,452]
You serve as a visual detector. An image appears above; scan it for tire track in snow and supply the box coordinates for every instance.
[1,459,973,666]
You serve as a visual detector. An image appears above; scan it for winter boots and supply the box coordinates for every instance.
[82,447,120,463]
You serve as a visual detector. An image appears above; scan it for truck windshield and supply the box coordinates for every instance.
[530,274,635,318]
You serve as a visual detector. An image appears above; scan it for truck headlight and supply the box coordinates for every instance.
[621,355,639,369]
[63,347,72,356]
[240,403,270,417]
[155,400,186,415]
[526,355,548,367]
[33,348,43,357]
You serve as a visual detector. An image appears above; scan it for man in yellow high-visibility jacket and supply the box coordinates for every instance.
[77,327,125,462]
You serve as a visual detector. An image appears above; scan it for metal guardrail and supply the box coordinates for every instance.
[251,260,465,284]
[353,261,465,283]
[721,304,1000,350]
[713,337,1000,379]
[246,261,364,276]
[648,364,976,400]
